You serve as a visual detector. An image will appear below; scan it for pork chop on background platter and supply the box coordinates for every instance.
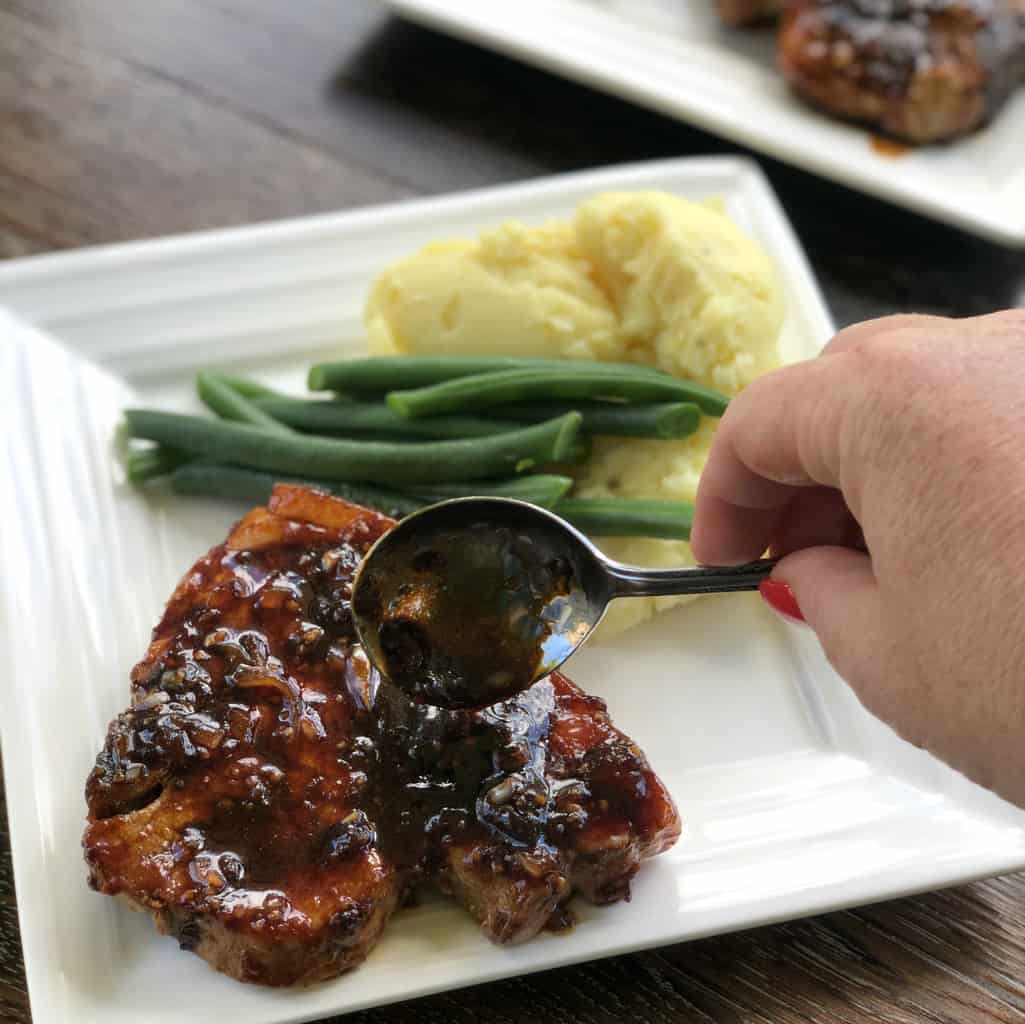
[780,0,1025,143]
[717,0,1025,143]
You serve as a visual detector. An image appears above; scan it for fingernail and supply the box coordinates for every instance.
[759,579,805,623]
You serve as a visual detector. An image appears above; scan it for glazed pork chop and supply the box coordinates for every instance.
[83,485,681,986]
[778,0,1025,142]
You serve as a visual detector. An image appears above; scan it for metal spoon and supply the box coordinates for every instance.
[351,497,775,710]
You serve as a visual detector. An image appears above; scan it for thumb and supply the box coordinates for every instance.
[769,546,886,694]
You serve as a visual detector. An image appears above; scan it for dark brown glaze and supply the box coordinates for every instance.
[83,485,681,987]
[778,0,1025,143]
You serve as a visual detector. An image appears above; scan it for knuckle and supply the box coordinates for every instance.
[850,328,926,373]
[824,314,933,357]
[846,329,948,424]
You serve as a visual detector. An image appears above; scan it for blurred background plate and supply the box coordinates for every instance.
[383,0,1025,247]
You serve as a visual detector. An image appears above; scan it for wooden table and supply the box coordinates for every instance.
[3,2,1025,1020]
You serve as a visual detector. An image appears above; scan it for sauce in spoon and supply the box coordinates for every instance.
[353,520,580,708]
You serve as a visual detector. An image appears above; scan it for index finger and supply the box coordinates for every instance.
[691,354,860,565]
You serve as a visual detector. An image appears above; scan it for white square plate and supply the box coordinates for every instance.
[3,157,1025,1024]
[383,0,1025,247]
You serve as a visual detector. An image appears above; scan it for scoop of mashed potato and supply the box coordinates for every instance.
[366,191,783,394]
[365,221,622,362]
[364,192,784,638]
[574,192,783,394]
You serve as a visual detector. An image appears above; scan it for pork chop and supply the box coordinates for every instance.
[83,484,681,986]
[778,0,1025,143]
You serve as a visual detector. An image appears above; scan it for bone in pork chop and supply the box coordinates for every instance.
[83,484,681,986]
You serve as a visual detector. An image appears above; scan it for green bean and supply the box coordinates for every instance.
[170,463,421,518]
[388,368,728,419]
[255,395,700,440]
[497,400,702,439]
[212,374,281,400]
[196,372,292,434]
[125,445,192,484]
[555,498,694,540]
[123,409,585,484]
[308,355,667,393]
[253,396,523,439]
[167,460,692,539]
[170,463,574,517]
[405,474,574,509]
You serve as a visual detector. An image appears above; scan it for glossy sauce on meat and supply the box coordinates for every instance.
[779,0,1025,142]
[83,486,680,985]
[798,0,1022,92]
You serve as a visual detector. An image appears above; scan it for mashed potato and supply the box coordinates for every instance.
[364,192,784,637]
[365,222,622,362]
[574,192,783,394]
[366,191,782,392]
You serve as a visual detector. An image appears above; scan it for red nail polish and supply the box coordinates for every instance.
[759,579,805,622]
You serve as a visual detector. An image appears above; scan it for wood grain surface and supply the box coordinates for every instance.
[3,2,1025,1021]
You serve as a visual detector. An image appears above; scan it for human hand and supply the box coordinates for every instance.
[691,311,1025,808]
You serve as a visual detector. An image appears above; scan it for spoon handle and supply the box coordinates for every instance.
[604,557,778,599]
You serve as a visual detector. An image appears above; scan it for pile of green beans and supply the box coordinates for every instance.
[122,357,715,539]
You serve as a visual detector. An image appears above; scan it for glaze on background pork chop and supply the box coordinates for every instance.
[780,0,1025,143]
[83,485,681,986]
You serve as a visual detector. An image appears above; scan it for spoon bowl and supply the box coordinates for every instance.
[351,497,775,709]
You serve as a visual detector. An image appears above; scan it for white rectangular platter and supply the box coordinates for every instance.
[384,0,1025,247]
[3,157,1025,1024]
